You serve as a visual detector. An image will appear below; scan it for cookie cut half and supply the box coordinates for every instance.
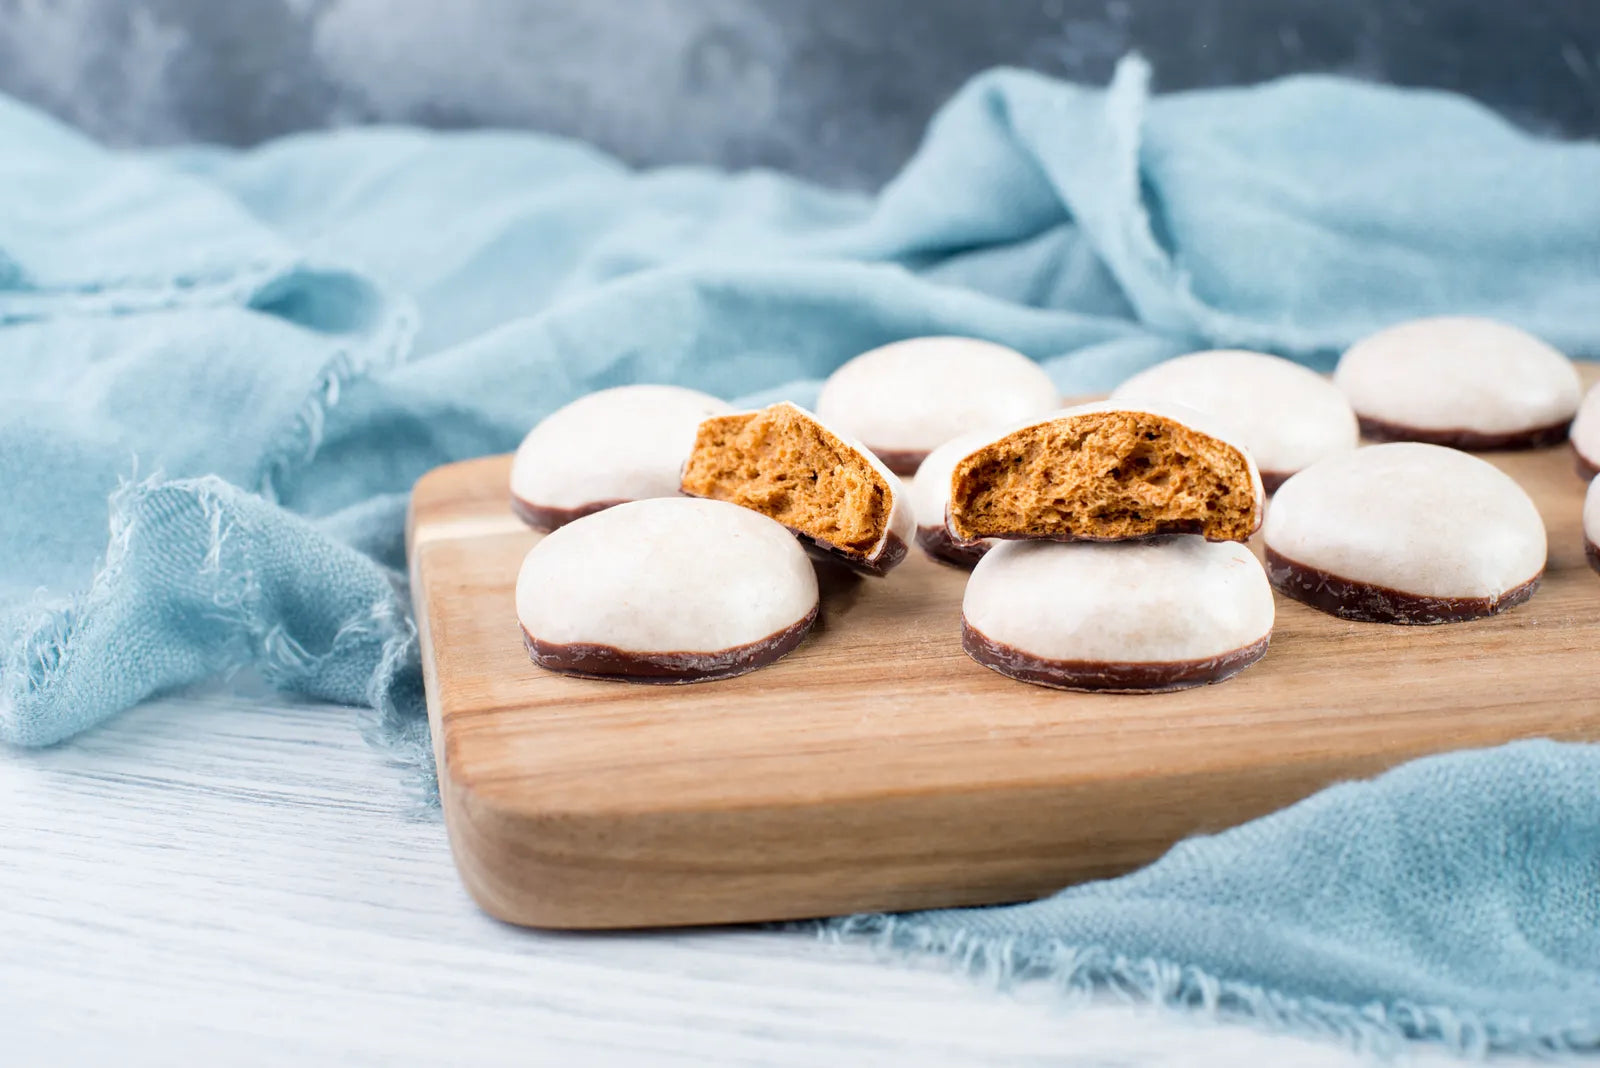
[908,430,999,569]
[946,400,1263,545]
[680,402,913,575]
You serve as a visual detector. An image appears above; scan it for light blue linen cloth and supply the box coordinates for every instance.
[2,58,1597,1052]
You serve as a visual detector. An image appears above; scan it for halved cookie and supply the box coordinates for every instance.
[946,400,1263,545]
[680,402,913,575]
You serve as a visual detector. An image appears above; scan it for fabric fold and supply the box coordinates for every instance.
[0,475,421,753]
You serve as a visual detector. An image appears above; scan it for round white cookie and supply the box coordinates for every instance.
[961,537,1274,692]
[815,337,1058,474]
[1264,442,1546,623]
[1572,382,1600,479]
[1585,477,1600,576]
[908,429,998,568]
[516,497,818,682]
[1112,349,1358,489]
[1334,317,1580,446]
[510,384,731,531]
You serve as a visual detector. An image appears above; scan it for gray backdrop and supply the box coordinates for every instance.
[1,0,1596,188]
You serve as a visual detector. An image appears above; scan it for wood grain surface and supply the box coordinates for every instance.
[409,391,1600,930]
[15,687,1480,1067]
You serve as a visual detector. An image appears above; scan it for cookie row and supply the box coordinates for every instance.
[509,323,1597,541]
[507,378,1274,690]
[505,321,1596,689]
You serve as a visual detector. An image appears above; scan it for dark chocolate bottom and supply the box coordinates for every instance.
[1264,546,1541,625]
[1575,446,1599,482]
[962,623,1269,693]
[872,448,929,477]
[1260,470,1292,495]
[796,530,909,577]
[1356,415,1572,451]
[974,520,1233,544]
[523,605,817,683]
[914,524,989,570]
[510,494,630,533]
[1587,538,1600,576]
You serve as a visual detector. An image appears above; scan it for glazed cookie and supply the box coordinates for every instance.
[510,384,731,531]
[1572,382,1600,480]
[1586,477,1600,576]
[815,337,1059,475]
[1265,443,1546,624]
[908,431,996,568]
[680,401,914,575]
[1112,349,1358,491]
[1335,317,1581,449]
[516,498,818,682]
[946,400,1263,544]
[962,538,1274,692]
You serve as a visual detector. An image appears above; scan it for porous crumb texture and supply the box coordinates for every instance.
[681,408,891,555]
[950,411,1257,542]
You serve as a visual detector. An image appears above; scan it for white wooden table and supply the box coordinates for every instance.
[0,682,1489,1066]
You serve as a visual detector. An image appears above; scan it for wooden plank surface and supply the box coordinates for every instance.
[409,385,1600,930]
[14,689,1470,1067]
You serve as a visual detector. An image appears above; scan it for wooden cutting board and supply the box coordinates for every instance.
[407,400,1600,930]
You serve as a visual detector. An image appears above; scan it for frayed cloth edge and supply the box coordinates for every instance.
[355,591,440,810]
[0,475,418,746]
[808,913,1600,1058]
[255,293,419,503]
[0,274,432,788]
[0,470,154,745]
[248,289,436,795]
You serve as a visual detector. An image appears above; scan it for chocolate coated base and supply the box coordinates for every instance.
[914,524,988,569]
[1264,546,1540,625]
[797,530,909,577]
[973,520,1215,544]
[1356,415,1572,451]
[1576,447,1599,481]
[523,606,817,683]
[1588,538,1600,576]
[1259,470,1292,495]
[871,447,929,477]
[510,494,630,533]
[962,623,1269,693]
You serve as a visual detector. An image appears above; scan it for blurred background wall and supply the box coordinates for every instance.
[1,0,1596,188]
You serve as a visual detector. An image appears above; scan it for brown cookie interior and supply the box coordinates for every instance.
[949,410,1257,542]
[681,406,892,557]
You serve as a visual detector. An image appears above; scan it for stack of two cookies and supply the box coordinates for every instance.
[919,402,1274,693]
